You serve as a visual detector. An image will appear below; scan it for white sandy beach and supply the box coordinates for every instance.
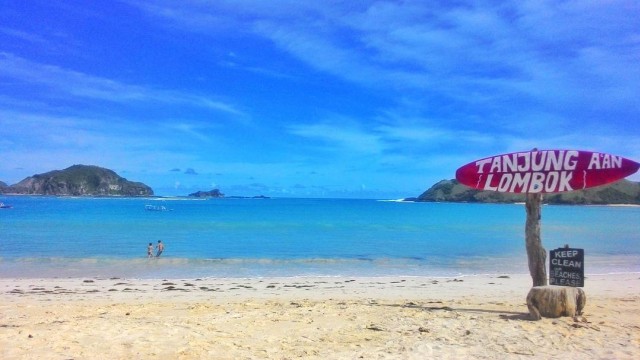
[1,273,638,359]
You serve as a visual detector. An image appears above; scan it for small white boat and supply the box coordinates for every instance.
[0,202,12,209]
[145,204,171,211]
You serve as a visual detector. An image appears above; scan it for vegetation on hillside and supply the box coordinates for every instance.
[416,179,640,205]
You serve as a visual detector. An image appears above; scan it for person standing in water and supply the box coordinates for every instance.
[147,242,154,258]
[156,240,164,257]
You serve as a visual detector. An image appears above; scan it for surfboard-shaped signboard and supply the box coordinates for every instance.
[456,150,640,193]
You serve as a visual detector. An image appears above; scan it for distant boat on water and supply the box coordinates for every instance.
[145,204,171,212]
[0,202,13,209]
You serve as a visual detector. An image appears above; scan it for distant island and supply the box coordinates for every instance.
[228,195,271,199]
[413,179,640,205]
[0,165,153,196]
[188,189,224,198]
[187,189,270,199]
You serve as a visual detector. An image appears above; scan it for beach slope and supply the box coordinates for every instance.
[1,274,638,359]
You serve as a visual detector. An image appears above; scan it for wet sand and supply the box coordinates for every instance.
[1,274,638,359]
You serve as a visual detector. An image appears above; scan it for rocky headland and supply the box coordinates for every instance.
[414,179,640,205]
[0,165,153,196]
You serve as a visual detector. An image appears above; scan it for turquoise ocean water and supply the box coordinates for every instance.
[0,196,638,279]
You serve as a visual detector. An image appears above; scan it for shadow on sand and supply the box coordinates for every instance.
[380,302,533,321]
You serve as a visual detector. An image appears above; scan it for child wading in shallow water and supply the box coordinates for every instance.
[156,240,164,257]
[147,243,154,258]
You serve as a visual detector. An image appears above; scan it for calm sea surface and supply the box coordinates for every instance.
[0,196,638,278]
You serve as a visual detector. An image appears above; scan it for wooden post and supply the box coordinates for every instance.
[525,192,547,286]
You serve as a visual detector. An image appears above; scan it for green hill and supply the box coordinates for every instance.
[416,179,640,205]
[1,165,153,196]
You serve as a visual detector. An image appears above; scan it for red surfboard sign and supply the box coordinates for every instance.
[456,150,640,194]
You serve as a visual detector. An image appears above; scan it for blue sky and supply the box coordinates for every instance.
[1,0,639,198]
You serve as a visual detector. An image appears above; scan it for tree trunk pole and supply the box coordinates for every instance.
[525,192,547,286]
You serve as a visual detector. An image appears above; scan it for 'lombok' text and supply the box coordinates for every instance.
[473,150,622,193]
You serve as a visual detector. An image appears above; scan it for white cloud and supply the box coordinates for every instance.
[124,0,640,124]
[288,121,384,155]
[0,52,246,116]
[0,27,48,44]
[0,109,208,181]
[169,122,216,142]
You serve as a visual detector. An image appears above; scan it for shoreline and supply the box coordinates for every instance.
[2,274,638,359]
[1,254,638,280]
[4,192,640,203]
[2,273,638,300]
